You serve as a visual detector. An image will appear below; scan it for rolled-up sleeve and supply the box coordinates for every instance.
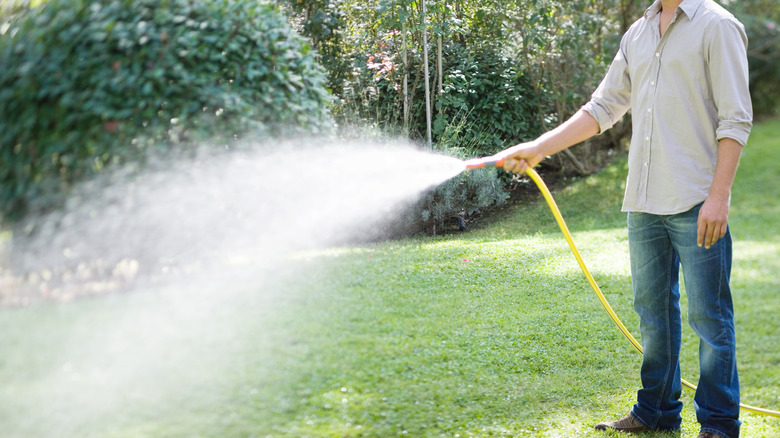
[708,18,753,146]
[582,35,633,134]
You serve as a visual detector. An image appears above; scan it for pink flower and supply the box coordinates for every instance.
[367,54,396,79]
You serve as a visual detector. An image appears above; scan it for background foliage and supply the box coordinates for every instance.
[284,0,644,158]
[280,0,778,231]
[279,0,646,231]
[0,0,332,220]
[2,0,778,232]
[737,11,780,118]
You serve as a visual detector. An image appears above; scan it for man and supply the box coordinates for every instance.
[494,0,752,437]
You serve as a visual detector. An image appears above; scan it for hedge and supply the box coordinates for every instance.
[0,0,333,221]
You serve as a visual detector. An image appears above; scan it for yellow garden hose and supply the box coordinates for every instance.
[525,167,779,418]
[464,157,779,417]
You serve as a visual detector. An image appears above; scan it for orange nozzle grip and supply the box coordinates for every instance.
[464,157,505,169]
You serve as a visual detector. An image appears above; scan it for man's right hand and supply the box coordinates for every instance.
[494,141,545,175]
[494,109,600,175]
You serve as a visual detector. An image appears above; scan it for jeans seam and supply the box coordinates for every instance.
[654,241,675,418]
[716,242,730,387]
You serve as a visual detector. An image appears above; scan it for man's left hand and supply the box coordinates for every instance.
[697,197,730,249]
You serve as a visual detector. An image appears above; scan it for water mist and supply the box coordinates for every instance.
[0,139,466,437]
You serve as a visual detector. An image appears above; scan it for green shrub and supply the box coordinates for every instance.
[433,44,544,156]
[330,46,409,140]
[413,167,508,235]
[401,141,508,236]
[0,0,333,221]
[333,41,543,151]
[331,42,529,231]
[280,0,348,96]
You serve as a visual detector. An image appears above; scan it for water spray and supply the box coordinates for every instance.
[463,155,780,418]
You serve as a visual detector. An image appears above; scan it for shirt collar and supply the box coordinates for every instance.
[645,0,704,20]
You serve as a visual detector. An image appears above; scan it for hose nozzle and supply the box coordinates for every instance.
[464,156,505,169]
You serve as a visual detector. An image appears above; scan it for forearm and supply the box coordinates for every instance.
[499,109,601,173]
[708,137,743,202]
[535,109,601,156]
[697,137,743,248]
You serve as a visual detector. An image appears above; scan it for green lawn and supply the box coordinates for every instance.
[1,120,779,437]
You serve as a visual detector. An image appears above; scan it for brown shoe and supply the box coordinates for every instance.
[594,413,648,433]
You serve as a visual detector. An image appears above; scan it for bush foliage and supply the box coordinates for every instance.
[335,41,544,151]
[741,14,780,118]
[0,0,332,220]
[329,42,521,234]
[432,45,543,156]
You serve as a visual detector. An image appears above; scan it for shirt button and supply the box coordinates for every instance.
[650,81,655,86]
[647,108,652,113]
[655,52,660,58]
[645,136,650,141]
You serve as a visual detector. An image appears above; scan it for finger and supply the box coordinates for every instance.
[504,157,526,174]
[706,222,728,249]
[696,217,706,248]
[705,226,715,249]
[705,221,721,249]
[503,157,517,172]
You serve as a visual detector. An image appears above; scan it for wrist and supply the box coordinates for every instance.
[707,189,731,203]
[532,138,554,158]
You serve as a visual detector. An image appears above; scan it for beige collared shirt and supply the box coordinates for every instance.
[582,0,753,215]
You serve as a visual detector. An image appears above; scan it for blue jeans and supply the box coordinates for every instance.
[627,203,740,438]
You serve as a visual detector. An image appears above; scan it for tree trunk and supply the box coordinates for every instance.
[402,16,409,136]
[422,0,432,147]
[437,35,443,95]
